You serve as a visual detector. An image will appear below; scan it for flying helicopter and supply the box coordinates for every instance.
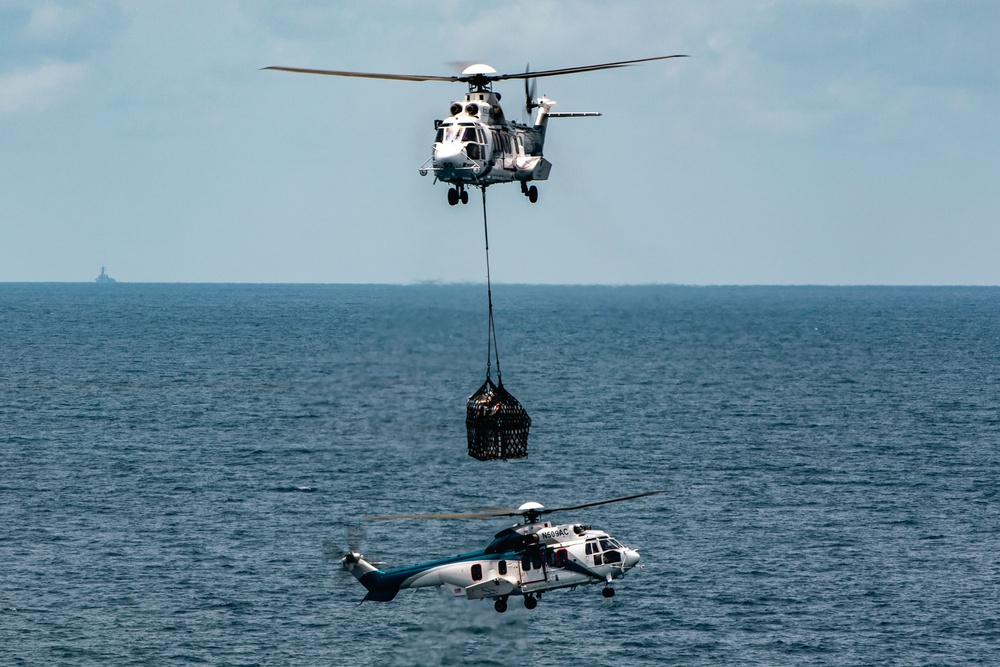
[263,55,687,205]
[337,490,664,612]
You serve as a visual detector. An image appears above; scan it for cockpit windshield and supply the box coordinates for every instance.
[435,124,475,144]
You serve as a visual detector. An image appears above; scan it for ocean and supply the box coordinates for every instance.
[2,283,998,665]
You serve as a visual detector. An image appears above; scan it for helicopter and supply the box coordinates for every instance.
[263,55,686,206]
[338,490,664,612]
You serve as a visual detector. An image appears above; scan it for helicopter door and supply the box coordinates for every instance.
[585,539,604,566]
[519,550,547,586]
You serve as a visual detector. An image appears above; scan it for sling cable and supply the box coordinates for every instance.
[465,187,531,461]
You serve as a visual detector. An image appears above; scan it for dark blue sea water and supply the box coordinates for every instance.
[2,284,999,665]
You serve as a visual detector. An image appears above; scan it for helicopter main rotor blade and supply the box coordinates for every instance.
[495,55,688,82]
[264,55,687,85]
[262,66,459,83]
[365,510,514,520]
[535,490,667,516]
[365,490,665,521]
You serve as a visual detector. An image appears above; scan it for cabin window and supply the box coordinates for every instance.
[531,553,543,570]
[521,554,531,571]
[594,553,603,566]
[498,560,507,575]
[545,549,555,566]
[471,564,483,581]
[555,549,568,568]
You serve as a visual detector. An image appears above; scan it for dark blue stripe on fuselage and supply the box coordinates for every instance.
[359,549,519,602]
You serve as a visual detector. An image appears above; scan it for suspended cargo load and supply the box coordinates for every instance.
[464,186,531,460]
[466,377,530,461]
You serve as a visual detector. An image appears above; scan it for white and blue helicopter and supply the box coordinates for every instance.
[338,490,663,612]
[264,56,686,206]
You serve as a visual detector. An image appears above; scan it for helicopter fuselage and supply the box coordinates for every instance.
[423,89,552,184]
[341,520,641,612]
[421,87,598,205]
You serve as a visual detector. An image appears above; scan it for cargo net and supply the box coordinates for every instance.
[465,186,531,461]
[466,377,531,461]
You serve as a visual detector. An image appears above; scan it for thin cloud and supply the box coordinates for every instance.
[0,60,86,117]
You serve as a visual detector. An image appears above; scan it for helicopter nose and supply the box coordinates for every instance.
[625,549,640,569]
[434,142,465,168]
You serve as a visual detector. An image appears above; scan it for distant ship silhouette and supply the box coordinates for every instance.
[96,266,117,283]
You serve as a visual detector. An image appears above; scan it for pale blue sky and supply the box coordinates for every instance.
[1,0,997,284]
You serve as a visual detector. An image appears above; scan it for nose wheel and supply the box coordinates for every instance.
[448,186,470,206]
[602,587,616,598]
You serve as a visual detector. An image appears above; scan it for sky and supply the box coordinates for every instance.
[1,0,998,285]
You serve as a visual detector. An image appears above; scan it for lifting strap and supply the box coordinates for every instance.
[481,186,502,385]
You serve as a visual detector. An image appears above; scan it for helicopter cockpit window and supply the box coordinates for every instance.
[604,550,622,564]
[438,126,460,143]
[600,539,614,552]
[462,127,477,142]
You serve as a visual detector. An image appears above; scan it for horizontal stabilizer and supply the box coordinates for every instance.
[546,112,602,118]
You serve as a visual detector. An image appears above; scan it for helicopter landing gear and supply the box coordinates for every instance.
[494,597,508,613]
[447,186,470,206]
[523,595,538,610]
[602,586,616,598]
[520,181,538,203]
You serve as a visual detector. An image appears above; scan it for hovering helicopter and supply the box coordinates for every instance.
[338,490,663,612]
[264,55,686,206]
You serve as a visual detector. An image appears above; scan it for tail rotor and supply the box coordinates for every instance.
[523,63,537,121]
[323,523,380,590]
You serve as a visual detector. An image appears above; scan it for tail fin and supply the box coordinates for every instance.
[341,552,398,602]
[532,96,558,133]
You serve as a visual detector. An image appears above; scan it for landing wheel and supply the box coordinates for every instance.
[602,587,616,598]
[460,189,469,205]
[494,598,508,613]
[527,185,538,203]
[524,595,538,610]
[447,188,459,206]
